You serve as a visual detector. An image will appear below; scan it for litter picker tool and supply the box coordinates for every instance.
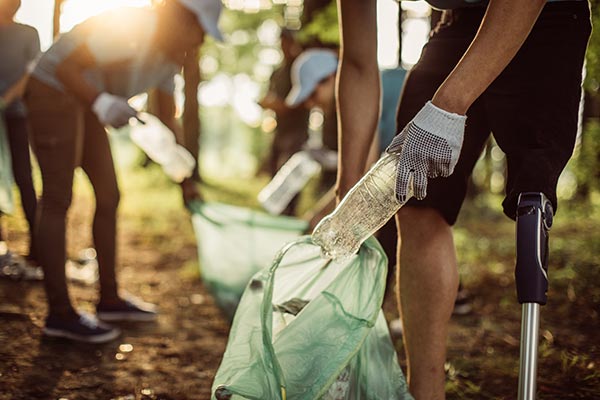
[515,192,553,400]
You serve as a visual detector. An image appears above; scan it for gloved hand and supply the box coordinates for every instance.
[92,92,137,128]
[386,101,466,201]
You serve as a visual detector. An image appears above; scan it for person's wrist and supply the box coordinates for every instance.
[413,101,466,137]
[431,88,471,115]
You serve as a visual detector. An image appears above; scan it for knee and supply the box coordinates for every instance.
[96,188,120,214]
[40,191,72,216]
[398,206,451,242]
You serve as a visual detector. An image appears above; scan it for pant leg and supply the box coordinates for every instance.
[395,9,492,226]
[26,78,83,317]
[483,1,592,218]
[80,110,121,302]
[5,116,38,259]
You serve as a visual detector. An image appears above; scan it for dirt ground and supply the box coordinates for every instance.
[1,188,599,400]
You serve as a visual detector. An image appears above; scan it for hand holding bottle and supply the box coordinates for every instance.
[386,101,466,201]
[92,92,138,128]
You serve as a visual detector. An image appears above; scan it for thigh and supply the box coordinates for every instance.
[484,1,592,219]
[26,79,84,205]
[397,8,491,225]
[4,116,33,179]
[80,111,119,206]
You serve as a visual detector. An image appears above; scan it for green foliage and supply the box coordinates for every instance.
[584,0,600,91]
[201,7,285,83]
[297,0,339,46]
[571,120,600,194]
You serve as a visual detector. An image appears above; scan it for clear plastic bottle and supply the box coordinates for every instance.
[129,112,195,182]
[311,152,412,259]
[258,151,322,215]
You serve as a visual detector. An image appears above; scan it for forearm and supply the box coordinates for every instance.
[432,0,545,114]
[55,63,100,106]
[156,91,183,144]
[259,92,290,115]
[336,0,380,199]
[1,74,30,105]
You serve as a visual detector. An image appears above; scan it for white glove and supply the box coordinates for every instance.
[92,92,137,128]
[386,101,466,201]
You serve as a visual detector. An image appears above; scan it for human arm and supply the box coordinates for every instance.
[258,91,293,115]
[335,0,380,201]
[55,44,137,127]
[337,0,546,201]
[431,0,545,114]
[0,74,30,110]
[1,26,40,111]
[156,90,181,139]
[54,44,104,106]
[156,89,201,205]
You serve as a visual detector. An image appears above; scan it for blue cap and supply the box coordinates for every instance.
[285,49,338,107]
[177,0,224,42]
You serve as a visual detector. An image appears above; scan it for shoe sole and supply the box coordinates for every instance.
[43,327,121,343]
[97,312,157,322]
[453,303,473,316]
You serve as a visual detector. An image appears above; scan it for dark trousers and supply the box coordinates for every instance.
[397,1,592,224]
[0,115,38,259]
[26,78,120,317]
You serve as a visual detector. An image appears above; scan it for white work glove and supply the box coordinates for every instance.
[92,92,137,128]
[386,101,466,201]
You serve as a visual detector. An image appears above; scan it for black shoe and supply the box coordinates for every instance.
[453,287,473,316]
[97,297,157,322]
[0,251,43,281]
[43,313,120,343]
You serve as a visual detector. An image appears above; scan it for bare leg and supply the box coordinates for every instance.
[397,206,459,400]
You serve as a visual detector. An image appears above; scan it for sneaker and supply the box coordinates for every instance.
[0,251,43,281]
[43,313,120,343]
[389,318,404,339]
[453,287,473,316]
[97,297,157,322]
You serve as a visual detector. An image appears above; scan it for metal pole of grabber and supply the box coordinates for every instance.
[514,192,553,400]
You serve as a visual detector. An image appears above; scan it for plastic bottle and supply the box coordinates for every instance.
[311,152,412,259]
[258,151,322,215]
[129,112,195,182]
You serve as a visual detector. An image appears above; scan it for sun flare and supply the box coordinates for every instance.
[60,0,153,32]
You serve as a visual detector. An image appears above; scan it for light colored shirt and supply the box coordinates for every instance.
[0,23,40,117]
[32,7,179,99]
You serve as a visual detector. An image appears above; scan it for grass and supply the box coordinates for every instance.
[3,137,599,399]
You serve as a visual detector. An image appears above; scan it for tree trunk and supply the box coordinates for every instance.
[53,0,64,38]
[183,48,202,182]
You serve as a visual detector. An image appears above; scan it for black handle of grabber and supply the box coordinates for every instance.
[515,192,553,305]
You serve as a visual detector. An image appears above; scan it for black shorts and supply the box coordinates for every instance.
[396,1,592,224]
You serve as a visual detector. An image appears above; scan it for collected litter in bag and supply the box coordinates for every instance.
[0,118,14,214]
[211,236,413,400]
[189,201,308,318]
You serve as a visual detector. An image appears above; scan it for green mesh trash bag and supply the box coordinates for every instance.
[211,236,413,400]
[0,117,14,214]
[189,201,308,318]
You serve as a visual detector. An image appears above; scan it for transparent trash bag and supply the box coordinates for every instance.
[211,236,413,400]
[189,201,308,319]
[0,118,14,214]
